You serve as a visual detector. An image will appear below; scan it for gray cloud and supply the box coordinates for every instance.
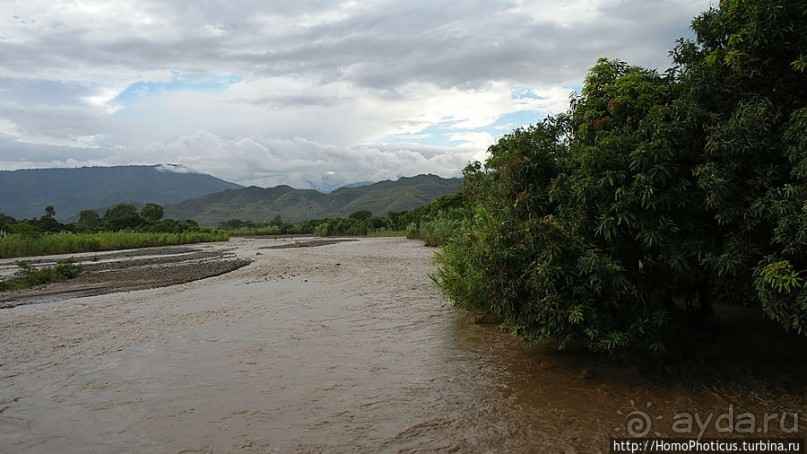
[0,0,709,188]
[2,0,703,84]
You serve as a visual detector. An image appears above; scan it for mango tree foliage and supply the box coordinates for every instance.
[673,0,806,332]
[434,0,806,353]
[436,62,685,353]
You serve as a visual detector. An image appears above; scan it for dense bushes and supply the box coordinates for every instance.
[433,0,806,354]
[304,195,466,243]
[409,211,463,247]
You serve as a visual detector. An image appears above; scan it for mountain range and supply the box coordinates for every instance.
[0,165,462,225]
[165,174,462,224]
[0,165,241,219]
[0,165,241,220]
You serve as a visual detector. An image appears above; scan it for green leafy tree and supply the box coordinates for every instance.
[37,205,67,233]
[77,210,102,229]
[433,120,571,342]
[219,218,246,229]
[671,0,807,330]
[434,0,806,353]
[141,203,165,222]
[348,210,372,220]
[0,213,16,232]
[104,203,143,231]
[9,221,39,236]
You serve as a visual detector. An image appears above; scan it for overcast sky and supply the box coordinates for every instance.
[0,0,709,190]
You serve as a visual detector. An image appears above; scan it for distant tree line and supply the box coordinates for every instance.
[0,194,467,240]
[212,194,466,238]
[0,202,200,235]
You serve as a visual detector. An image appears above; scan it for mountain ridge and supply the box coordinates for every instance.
[0,165,242,220]
[0,165,462,225]
[165,174,462,225]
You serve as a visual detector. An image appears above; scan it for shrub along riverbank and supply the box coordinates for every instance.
[0,260,83,292]
[431,0,806,355]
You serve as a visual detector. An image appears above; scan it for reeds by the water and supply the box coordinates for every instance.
[0,231,230,259]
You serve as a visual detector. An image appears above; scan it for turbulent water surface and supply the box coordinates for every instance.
[1,237,804,453]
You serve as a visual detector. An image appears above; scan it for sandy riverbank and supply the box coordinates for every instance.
[0,244,252,309]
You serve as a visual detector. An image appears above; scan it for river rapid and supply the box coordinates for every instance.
[1,237,804,453]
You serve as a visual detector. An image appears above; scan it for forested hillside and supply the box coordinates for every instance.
[0,165,241,220]
[165,174,462,224]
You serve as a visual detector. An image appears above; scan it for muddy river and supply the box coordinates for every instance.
[1,237,805,452]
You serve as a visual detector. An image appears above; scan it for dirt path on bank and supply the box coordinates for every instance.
[0,237,805,453]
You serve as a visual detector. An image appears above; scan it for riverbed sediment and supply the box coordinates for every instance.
[1,237,804,453]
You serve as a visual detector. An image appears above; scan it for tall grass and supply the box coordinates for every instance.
[0,231,230,259]
[226,226,283,236]
[416,215,462,247]
[366,229,407,238]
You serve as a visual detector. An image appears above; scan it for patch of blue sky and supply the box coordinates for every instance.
[511,88,547,101]
[488,110,545,132]
[380,85,583,148]
[381,109,548,148]
[512,85,582,101]
[113,74,243,105]
[380,120,459,148]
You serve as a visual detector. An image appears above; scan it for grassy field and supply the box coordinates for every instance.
[0,231,230,259]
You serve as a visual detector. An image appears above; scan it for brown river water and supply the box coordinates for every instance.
[1,237,805,453]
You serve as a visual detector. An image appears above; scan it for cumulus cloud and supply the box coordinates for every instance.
[0,0,709,188]
[141,132,477,189]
